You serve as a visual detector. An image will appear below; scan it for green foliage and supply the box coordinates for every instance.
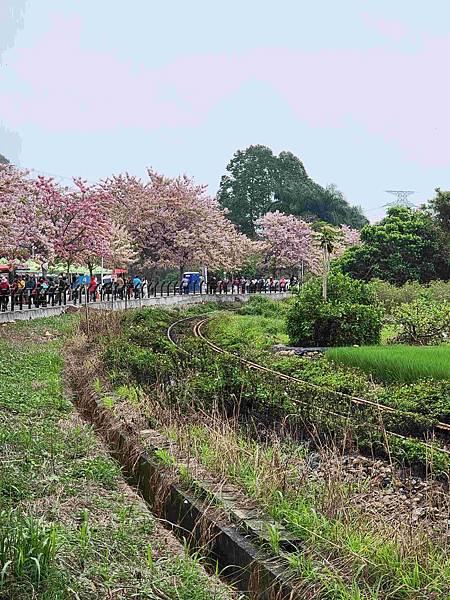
[238,295,291,317]
[370,278,450,314]
[287,272,383,346]
[274,157,368,229]
[206,312,288,352]
[217,145,368,237]
[339,206,450,284]
[326,345,450,384]
[0,510,58,589]
[217,144,279,237]
[393,298,450,345]
[379,380,450,421]
[427,188,450,237]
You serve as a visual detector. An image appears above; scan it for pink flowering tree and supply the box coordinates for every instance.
[105,223,138,269]
[333,224,361,258]
[104,169,252,277]
[0,165,37,261]
[256,210,320,276]
[32,177,113,276]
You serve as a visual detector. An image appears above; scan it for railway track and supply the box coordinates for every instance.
[167,314,450,458]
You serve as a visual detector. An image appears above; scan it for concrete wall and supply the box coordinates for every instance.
[90,292,289,311]
[0,305,69,323]
[0,293,290,323]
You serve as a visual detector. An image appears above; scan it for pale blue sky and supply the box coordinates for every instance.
[1,1,450,221]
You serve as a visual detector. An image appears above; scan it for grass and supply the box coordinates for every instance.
[206,312,288,352]
[326,344,450,384]
[83,306,450,597]
[129,391,450,600]
[0,314,236,599]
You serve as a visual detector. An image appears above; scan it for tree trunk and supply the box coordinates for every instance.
[322,246,329,301]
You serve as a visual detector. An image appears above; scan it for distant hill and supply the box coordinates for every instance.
[0,153,10,165]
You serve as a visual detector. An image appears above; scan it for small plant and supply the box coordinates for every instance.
[154,448,176,467]
[78,509,91,566]
[101,395,116,409]
[265,523,281,554]
[0,510,58,588]
[145,544,154,573]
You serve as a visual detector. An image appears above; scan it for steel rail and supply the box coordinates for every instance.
[193,319,450,434]
[190,318,450,456]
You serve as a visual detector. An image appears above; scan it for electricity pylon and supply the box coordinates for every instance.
[384,190,415,207]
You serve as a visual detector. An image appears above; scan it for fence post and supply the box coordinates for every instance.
[10,292,14,312]
[19,292,23,311]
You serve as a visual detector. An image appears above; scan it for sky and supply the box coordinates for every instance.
[1,1,450,222]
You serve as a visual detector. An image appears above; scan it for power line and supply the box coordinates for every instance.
[5,162,96,185]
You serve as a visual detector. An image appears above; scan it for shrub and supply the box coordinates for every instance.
[370,279,450,314]
[393,298,450,345]
[287,272,383,347]
[370,279,424,314]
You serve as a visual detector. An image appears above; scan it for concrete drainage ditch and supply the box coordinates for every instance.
[70,381,300,599]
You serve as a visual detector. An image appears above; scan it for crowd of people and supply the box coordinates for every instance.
[204,275,298,295]
[0,271,296,311]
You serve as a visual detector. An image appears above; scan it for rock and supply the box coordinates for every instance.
[307,452,321,470]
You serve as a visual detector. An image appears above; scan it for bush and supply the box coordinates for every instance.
[393,298,450,345]
[370,279,424,314]
[287,272,383,347]
[370,279,450,314]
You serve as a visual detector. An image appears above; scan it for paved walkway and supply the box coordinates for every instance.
[0,292,290,323]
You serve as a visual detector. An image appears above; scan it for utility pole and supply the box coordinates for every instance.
[384,190,415,207]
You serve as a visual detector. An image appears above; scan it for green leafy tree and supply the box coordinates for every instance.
[217,145,368,236]
[339,206,450,285]
[426,188,450,242]
[217,145,278,237]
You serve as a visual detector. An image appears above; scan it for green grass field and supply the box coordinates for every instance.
[326,344,450,384]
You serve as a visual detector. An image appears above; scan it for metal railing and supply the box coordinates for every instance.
[0,281,291,314]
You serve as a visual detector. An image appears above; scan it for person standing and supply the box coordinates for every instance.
[88,275,98,302]
[181,274,189,294]
[132,274,142,299]
[141,277,148,298]
[0,276,10,311]
[116,275,125,299]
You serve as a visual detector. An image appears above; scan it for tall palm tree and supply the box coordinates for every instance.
[314,223,343,301]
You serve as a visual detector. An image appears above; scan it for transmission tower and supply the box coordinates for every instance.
[384,190,415,207]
